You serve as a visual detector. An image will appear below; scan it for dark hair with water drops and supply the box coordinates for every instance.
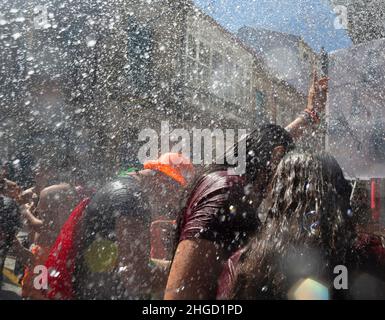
[231,152,355,300]
[173,124,295,253]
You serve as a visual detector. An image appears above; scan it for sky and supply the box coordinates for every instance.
[193,0,352,53]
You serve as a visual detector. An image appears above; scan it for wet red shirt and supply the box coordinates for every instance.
[178,170,260,255]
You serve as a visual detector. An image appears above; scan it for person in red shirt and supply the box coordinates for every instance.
[165,124,295,299]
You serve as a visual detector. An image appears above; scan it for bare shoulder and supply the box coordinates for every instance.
[39,183,76,201]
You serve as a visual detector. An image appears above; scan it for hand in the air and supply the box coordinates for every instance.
[2,178,22,200]
[307,69,329,113]
[19,188,37,206]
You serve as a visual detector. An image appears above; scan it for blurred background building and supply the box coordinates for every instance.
[1,0,320,185]
[237,27,318,95]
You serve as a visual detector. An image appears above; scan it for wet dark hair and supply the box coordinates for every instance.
[73,177,152,299]
[221,124,294,184]
[173,124,294,252]
[231,152,355,300]
[183,124,294,201]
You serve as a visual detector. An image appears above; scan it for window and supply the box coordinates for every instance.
[235,65,243,100]
[127,17,153,94]
[244,78,251,104]
[245,79,251,91]
[235,65,242,79]
[186,36,212,89]
[199,41,210,66]
[186,57,197,83]
[225,58,233,75]
[255,90,266,118]
[198,64,210,87]
[187,34,197,58]
[212,50,222,70]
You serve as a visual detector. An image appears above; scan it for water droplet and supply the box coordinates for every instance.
[87,39,97,47]
[261,286,268,292]
[12,32,22,40]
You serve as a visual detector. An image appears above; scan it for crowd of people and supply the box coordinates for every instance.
[1,72,385,300]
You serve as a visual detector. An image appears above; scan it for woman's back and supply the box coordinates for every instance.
[229,153,385,300]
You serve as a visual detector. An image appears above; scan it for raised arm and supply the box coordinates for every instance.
[285,70,329,140]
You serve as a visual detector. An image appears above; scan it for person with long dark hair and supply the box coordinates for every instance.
[229,153,385,300]
[164,72,328,300]
[228,153,353,299]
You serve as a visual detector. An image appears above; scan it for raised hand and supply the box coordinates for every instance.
[2,178,22,200]
[307,69,329,114]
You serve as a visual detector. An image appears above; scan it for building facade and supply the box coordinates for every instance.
[237,26,323,150]
[237,26,319,96]
[1,0,312,183]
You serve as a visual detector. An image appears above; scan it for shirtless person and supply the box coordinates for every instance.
[21,178,81,299]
